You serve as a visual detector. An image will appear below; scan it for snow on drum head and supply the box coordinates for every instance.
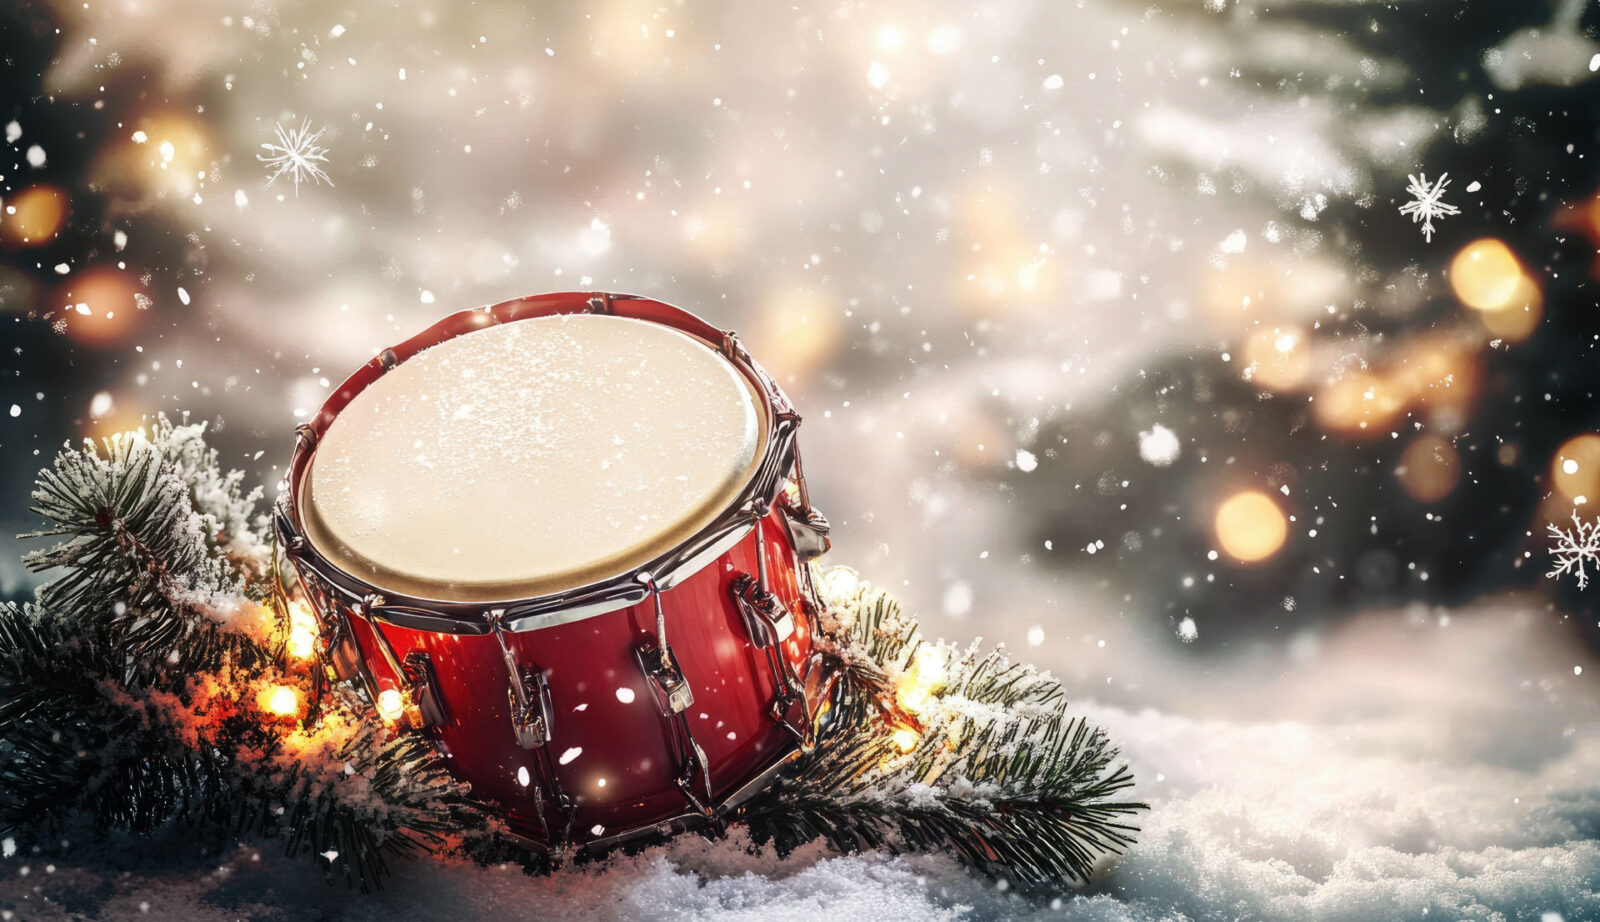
[301,313,766,601]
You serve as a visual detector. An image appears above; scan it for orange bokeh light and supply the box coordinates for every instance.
[1449,238,1523,311]
[1551,434,1600,503]
[1214,490,1288,563]
[750,288,840,382]
[57,268,142,346]
[1477,276,1543,343]
[1396,434,1461,503]
[1314,371,1403,437]
[2,184,69,246]
[1241,326,1311,391]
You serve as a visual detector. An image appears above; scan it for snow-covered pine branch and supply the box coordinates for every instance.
[742,570,1145,888]
[2,422,493,890]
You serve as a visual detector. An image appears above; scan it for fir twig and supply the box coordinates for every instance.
[743,573,1146,888]
[1,418,496,891]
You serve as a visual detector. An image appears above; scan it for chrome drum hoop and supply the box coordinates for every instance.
[275,291,812,636]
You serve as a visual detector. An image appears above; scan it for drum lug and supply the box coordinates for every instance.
[402,651,449,729]
[488,607,554,749]
[778,501,831,562]
[677,736,717,818]
[508,667,555,749]
[730,573,794,649]
[323,613,365,686]
[637,643,694,715]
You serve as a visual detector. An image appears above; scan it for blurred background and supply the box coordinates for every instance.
[3,0,1600,916]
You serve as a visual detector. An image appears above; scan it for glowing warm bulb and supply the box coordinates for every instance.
[895,646,947,719]
[818,566,862,602]
[263,685,299,717]
[376,688,405,723]
[1214,490,1288,563]
[287,625,317,660]
[287,600,317,627]
[890,727,921,753]
[285,600,319,659]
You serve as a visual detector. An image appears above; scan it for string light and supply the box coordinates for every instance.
[261,685,300,717]
[376,688,405,723]
[285,600,318,660]
[818,566,862,602]
[894,646,946,718]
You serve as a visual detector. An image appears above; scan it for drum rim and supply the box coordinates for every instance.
[275,291,802,635]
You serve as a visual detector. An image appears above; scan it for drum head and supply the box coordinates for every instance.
[301,313,766,601]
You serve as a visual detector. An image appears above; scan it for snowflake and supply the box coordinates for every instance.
[257,118,333,194]
[1547,512,1600,589]
[1397,172,1460,243]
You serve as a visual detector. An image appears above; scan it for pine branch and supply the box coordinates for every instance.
[2,423,500,891]
[743,572,1147,888]
[22,421,257,676]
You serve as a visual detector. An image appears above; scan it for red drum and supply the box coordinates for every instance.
[275,292,831,851]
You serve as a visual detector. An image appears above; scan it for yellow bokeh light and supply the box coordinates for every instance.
[1396,434,1461,503]
[1552,433,1600,502]
[1478,276,1543,342]
[1314,371,1403,437]
[93,113,213,202]
[750,288,840,381]
[1450,238,1523,311]
[1,184,69,245]
[1241,326,1310,391]
[1214,490,1288,563]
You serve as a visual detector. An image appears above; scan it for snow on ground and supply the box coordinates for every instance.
[2,595,1594,922]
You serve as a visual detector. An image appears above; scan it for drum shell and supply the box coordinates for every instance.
[327,506,814,845]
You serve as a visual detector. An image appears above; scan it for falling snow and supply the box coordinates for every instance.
[1547,513,1600,590]
[1398,172,1461,242]
[258,118,334,194]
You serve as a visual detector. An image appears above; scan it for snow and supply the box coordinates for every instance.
[1137,425,1180,467]
[1546,513,1600,589]
[1,598,1589,921]
[1398,173,1461,243]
